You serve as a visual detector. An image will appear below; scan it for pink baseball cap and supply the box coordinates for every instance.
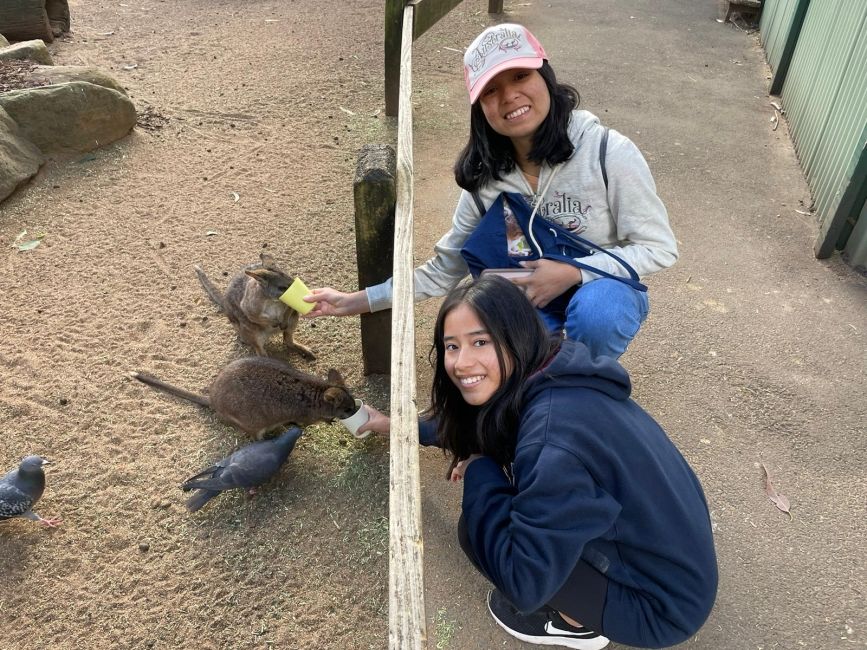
[464,23,547,104]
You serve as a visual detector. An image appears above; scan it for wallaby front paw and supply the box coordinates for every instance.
[290,344,316,361]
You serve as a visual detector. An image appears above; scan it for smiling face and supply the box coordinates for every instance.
[442,303,513,406]
[478,67,551,148]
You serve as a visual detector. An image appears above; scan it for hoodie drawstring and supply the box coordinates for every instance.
[527,164,560,257]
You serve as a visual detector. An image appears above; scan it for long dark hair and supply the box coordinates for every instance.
[454,61,580,192]
[429,275,559,471]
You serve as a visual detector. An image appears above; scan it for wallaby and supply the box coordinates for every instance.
[195,253,315,359]
[131,357,357,439]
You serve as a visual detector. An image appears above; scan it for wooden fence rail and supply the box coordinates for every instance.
[388,4,426,648]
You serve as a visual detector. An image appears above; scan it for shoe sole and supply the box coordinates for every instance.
[487,591,610,650]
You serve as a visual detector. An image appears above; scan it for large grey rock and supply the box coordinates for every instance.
[0,81,136,154]
[46,0,71,36]
[0,106,44,203]
[0,35,9,48]
[0,40,54,65]
[29,65,127,95]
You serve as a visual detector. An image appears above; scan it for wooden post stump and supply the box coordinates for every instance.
[354,144,397,376]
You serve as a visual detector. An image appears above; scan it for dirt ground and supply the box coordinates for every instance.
[1,1,865,650]
[0,0,427,647]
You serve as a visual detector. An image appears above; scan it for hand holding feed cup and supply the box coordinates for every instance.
[339,399,371,439]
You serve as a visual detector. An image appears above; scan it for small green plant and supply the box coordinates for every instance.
[434,607,457,649]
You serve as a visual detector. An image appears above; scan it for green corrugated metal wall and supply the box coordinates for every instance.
[760,0,801,73]
[770,0,867,264]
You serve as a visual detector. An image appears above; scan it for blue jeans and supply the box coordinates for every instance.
[538,279,650,359]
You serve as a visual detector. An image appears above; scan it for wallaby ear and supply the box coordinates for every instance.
[245,268,268,284]
[259,252,276,269]
[323,386,344,405]
[327,368,345,386]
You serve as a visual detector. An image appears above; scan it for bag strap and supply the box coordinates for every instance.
[471,190,486,218]
[600,126,610,190]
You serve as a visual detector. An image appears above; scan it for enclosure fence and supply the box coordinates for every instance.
[387,3,426,649]
[358,1,503,646]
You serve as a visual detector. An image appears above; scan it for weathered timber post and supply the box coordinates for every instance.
[489,0,504,13]
[354,144,397,375]
[384,0,404,118]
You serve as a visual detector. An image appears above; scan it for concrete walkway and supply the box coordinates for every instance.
[408,1,866,648]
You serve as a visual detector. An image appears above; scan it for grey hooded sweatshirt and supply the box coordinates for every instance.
[366,110,677,312]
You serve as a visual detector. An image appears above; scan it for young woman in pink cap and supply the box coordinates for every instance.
[306,22,676,360]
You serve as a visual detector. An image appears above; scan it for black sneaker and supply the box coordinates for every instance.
[487,589,610,649]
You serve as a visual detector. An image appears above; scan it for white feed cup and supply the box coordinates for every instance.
[339,399,371,439]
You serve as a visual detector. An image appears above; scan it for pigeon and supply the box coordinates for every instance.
[0,455,62,527]
[181,426,303,512]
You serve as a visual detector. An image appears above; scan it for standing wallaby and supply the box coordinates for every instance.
[195,253,315,359]
[131,357,357,439]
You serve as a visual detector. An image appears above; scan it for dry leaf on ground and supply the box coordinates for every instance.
[761,462,793,519]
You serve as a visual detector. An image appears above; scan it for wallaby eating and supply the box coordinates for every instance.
[196,253,315,359]
[131,357,357,439]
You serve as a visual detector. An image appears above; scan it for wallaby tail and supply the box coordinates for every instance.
[195,265,225,310]
[129,371,211,407]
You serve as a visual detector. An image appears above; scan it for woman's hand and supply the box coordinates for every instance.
[355,404,391,436]
[512,259,582,308]
[303,288,370,317]
[449,454,483,482]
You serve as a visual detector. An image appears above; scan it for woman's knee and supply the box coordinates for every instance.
[564,280,649,358]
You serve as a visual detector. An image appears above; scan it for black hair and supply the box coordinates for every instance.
[428,275,559,472]
[453,61,580,192]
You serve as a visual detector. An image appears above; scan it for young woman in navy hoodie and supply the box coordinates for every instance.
[362,274,717,649]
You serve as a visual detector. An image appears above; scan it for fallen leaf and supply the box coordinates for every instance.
[16,239,42,251]
[12,230,45,251]
[339,106,355,116]
[122,63,138,71]
[206,231,219,237]
[761,463,792,519]
[230,191,240,203]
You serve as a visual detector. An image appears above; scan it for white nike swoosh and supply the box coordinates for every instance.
[544,621,598,637]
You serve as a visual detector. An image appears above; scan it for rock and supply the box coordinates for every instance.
[46,0,71,36]
[0,81,136,155]
[0,36,8,48]
[29,65,127,95]
[0,0,54,43]
[0,40,54,65]
[0,105,44,203]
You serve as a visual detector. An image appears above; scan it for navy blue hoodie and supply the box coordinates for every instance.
[460,340,717,647]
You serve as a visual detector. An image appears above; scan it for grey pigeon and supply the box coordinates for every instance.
[0,455,62,527]
[181,426,303,512]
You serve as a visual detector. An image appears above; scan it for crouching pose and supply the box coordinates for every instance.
[362,275,717,649]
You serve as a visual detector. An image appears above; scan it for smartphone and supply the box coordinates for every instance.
[480,268,534,280]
